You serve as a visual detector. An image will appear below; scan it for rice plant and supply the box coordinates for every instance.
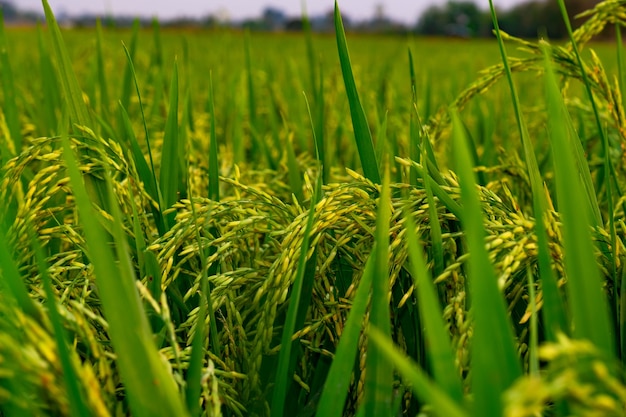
[0,0,625,416]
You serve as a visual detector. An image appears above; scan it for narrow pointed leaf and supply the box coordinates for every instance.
[363,169,393,417]
[404,215,463,403]
[160,61,180,229]
[61,134,188,417]
[334,1,380,184]
[368,327,468,417]
[451,111,521,417]
[543,46,615,359]
[488,0,567,340]
[272,174,321,417]
[315,253,374,417]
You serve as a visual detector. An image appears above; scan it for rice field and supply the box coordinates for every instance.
[1,0,626,416]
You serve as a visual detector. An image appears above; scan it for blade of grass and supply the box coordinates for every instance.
[121,43,164,234]
[556,0,606,228]
[315,251,374,417]
[208,73,219,202]
[123,177,163,333]
[185,283,207,416]
[403,214,463,404]
[368,327,468,417]
[334,1,380,184]
[285,132,305,204]
[118,102,159,206]
[408,56,420,186]
[304,89,326,184]
[42,0,113,219]
[618,26,626,113]
[0,9,22,153]
[42,0,91,127]
[620,221,626,362]
[419,144,444,278]
[405,160,462,219]
[526,268,539,376]
[302,1,317,101]
[0,225,41,323]
[160,61,180,230]
[95,19,110,121]
[120,19,140,112]
[37,23,61,136]
[178,88,191,201]
[488,0,568,341]
[60,133,189,417]
[407,52,440,181]
[271,173,321,417]
[315,67,328,182]
[185,187,221,415]
[29,226,90,417]
[374,112,388,173]
[244,30,257,130]
[451,111,521,417]
[407,49,423,189]
[542,44,615,359]
[363,168,393,417]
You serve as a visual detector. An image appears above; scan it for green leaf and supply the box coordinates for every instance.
[403,214,463,404]
[542,44,615,359]
[271,174,321,417]
[37,23,61,136]
[95,19,110,121]
[487,0,567,341]
[315,250,374,417]
[0,9,22,152]
[160,61,180,229]
[363,168,393,417]
[0,226,41,323]
[208,73,220,202]
[368,327,469,417]
[451,111,521,417]
[556,0,606,227]
[42,0,91,127]
[60,133,188,417]
[29,226,90,417]
[121,43,164,234]
[120,19,140,112]
[334,1,380,184]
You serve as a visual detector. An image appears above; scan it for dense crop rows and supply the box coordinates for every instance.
[1,0,626,416]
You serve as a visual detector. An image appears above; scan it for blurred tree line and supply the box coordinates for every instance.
[416,0,601,38]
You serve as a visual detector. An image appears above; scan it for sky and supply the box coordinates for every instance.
[11,0,524,24]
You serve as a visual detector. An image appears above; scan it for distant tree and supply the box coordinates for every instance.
[374,3,385,21]
[497,0,601,39]
[262,7,286,30]
[416,1,490,37]
[285,18,304,31]
[0,0,19,20]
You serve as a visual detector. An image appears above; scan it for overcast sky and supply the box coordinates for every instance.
[12,0,524,23]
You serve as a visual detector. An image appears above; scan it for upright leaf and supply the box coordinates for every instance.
[160,61,180,229]
[451,111,521,417]
[404,215,463,404]
[363,168,393,417]
[334,1,380,184]
[42,0,91,127]
[0,9,22,152]
[61,134,188,417]
[271,174,321,417]
[368,327,468,417]
[543,45,615,359]
[95,19,110,120]
[316,254,374,417]
[488,0,567,341]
